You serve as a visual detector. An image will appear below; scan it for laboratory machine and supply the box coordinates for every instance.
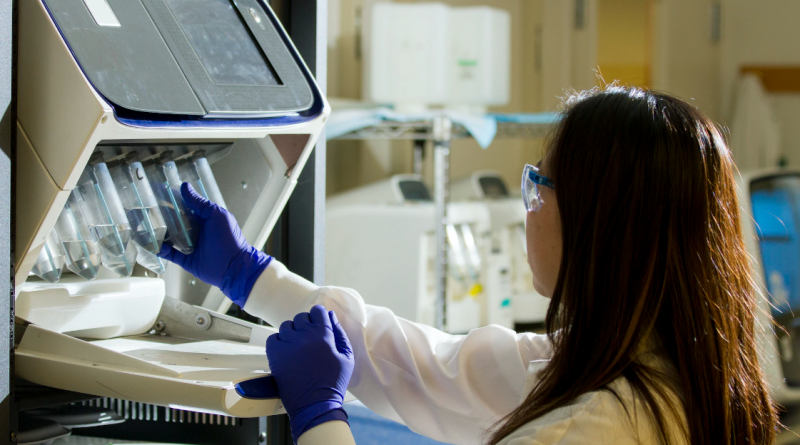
[739,169,800,405]
[451,171,550,329]
[363,2,510,112]
[326,175,502,333]
[14,0,328,442]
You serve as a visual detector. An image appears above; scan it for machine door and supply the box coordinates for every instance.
[16,324,286,417]
[15,282,285,417]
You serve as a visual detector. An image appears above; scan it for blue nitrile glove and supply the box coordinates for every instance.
[157,182,272,307]
[266,305,354,444]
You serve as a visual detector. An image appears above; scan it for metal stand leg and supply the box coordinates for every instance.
[413,139,425,176]
[433,116,452,332]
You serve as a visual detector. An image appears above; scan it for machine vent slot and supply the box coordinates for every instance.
[80,398,244,426]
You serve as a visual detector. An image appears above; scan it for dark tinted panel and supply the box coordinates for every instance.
[166,0,280,86]
[45,0,205,115]
[479,176,509,199]
[399,180,432,202]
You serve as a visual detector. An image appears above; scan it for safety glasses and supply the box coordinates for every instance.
[522,164,555,212]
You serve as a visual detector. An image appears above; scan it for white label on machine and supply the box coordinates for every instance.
[82,0,121,27]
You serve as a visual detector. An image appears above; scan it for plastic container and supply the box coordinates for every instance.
[99,245,138,278]
[16,277,166,339]
[107,153,168,257]
[72,153,137,277]
[448,7,510,110]
[55,194,103,281]
[143,152,199,255]
[135,244,167,275]
[177,151,228,209]
[367,3,450,110]
[366,4,509,111]
[31,229,65,283]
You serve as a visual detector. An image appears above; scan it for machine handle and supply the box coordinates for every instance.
[234,375,280,399]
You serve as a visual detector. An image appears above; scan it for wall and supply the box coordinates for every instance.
[771,97,800,166]
[540,0,598,110]
[721,0,800,116]
[721,0,800,166]
[650,0,722,121]
[326,0,411,195]
[609,0,800,166]
[597,0,650,87]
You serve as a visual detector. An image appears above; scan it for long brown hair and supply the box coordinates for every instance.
[490,87,777,444]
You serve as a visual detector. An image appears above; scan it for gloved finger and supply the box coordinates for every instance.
[157,242,188,268]
[266,332,280,357]
[277,320,296,341]
[293,311,313,330]
[330,311,353,356]
[308,305,331,328]
[181,182,216,220]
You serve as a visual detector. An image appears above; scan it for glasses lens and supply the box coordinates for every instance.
[522,165,540,212]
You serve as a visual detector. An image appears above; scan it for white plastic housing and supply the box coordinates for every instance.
[326,174,422,207]
[15,0,329,309]
[365,3,450,110]
[15,323,286,418]
[364,3,510,110]
[450,170,507,201]
[448,7,510,110]
[16,277,166,339]
[14,0,329,417]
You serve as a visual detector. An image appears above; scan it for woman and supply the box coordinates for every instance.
[159,86,778,444]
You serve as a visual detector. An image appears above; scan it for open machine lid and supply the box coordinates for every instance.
[44,0,313,117]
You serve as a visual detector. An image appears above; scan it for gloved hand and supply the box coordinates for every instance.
[157,183,272,307]
[267,305,354,444]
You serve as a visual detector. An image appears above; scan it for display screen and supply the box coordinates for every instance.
[751,174,800,315]
[399,180,432,202]
[479,177,509,199]
[166,0,281,86]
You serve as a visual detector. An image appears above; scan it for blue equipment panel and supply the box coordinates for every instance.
[751,174,800,315]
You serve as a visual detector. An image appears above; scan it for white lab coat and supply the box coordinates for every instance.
[244,261,687,445]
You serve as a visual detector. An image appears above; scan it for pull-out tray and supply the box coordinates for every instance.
[15,323,284,417]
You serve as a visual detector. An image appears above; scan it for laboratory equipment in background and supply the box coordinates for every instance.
[364,3,449,111]
[363,2,510,112]
[448,7,511,111]
[15,0,329,441]
[451,171,550,329]
[326,175,503,333]
[739,169,800,405]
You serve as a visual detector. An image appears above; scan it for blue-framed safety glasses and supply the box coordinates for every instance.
[522,164,555,212]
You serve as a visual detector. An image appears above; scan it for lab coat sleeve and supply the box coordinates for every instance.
[243,260,553,445]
